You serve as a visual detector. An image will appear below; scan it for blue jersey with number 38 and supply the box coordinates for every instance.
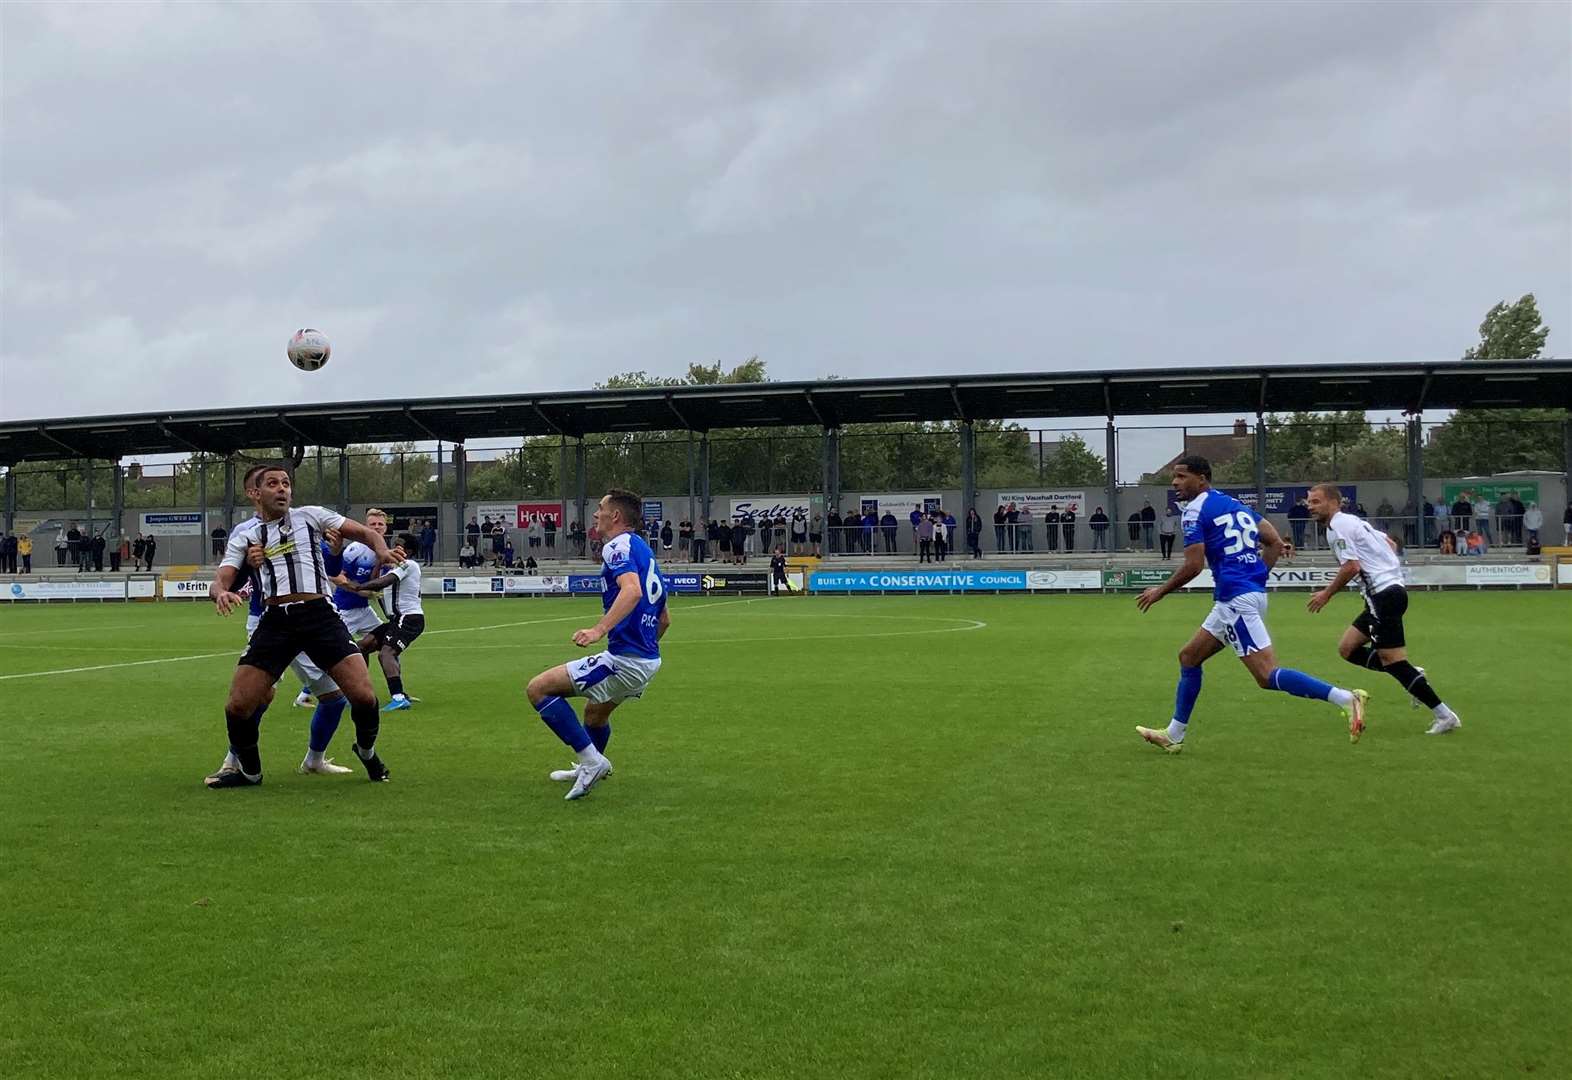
[600,531,666,660]
[1182,489,1268,601]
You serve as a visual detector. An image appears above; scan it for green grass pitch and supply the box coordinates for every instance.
[1,591,1567,1079]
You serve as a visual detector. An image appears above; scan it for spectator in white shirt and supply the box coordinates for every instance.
[1523,503,1543,548]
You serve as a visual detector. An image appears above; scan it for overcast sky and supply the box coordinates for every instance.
[2,0,1569,430]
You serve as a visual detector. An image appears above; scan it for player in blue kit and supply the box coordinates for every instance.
[1134,456,1368,752]
[524,489,670,801]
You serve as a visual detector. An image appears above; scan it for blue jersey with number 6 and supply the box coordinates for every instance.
[1182,489,1268,601]
[600,531,665,660]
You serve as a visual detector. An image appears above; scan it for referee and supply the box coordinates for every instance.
[207,462,405,787]
[1302,483,1461,736]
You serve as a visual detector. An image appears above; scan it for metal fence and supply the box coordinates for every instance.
[3,418,1568,566]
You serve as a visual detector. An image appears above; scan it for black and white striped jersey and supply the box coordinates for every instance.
[382,558,424,617]
[221,506,346,601]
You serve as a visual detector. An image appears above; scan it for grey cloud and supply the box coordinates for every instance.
[1,0,1567,422]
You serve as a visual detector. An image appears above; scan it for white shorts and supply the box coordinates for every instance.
[245,613,341,695]
[336,603,384,637]
[566,651,662,704]
[1201,591,1273,657]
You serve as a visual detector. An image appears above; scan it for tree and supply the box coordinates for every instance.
[1213,412,1405,484]
[1462,295,1550,360]
[1426,294,1565,476]
[1041,433,1108,486]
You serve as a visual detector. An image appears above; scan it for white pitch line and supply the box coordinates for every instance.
[0,651,234,682]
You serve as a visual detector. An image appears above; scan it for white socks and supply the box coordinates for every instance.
[579,745,607,768]
[1167,720,1187,743]
[223,751,239,770]
[1432,703,1454,720]
[1328,687,1355,708]
[303,749,324,767]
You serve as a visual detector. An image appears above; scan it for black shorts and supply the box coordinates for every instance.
[1352,585,1408,649]
[240,598,359,678]
[369,614,426,654]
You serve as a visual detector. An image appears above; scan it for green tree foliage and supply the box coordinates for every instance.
[1424,294,1564,476]
[1213,412,1406,484]
[1041,433,1109,486]
[585,361,1105,495]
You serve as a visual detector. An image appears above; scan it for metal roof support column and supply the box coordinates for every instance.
[111,462,125,558]
[3,467,16,535]
[574,439,587,539]
[338,449,350,516]
[1106,418,1119,543]
[1105,422,1119,543]
[1563,418,1572,526]
[454,443,468,555]
[686,432,696,543]
[824,427,841,523]
[1254,416,1267,519]
[315,446,325,505]
[960,420,976,526]
[435,442,446,561]
[1407,415,1424,538]
[700,433,712,524]
[84,460,94,546]
[558,436,569,555]
[198,459,209,565]
[223,456,236,531]
[823,427,836,540]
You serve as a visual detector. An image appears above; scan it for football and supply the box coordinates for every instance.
[287,328,331,371]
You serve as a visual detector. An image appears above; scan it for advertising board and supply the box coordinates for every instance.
[140,512,204,536]
[997,491,1087,516]
[4,580,127,601]
[810,569,1027,592]
[1026,570,1103,591]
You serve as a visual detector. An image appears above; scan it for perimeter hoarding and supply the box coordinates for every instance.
[810,569,1027,592]
[5,580,127,600]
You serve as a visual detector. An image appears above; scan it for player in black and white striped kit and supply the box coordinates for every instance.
[344,531,425,712]
[207,463,404,787]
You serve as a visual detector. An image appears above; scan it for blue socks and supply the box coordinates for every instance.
[536,695,591,753]
[1173,666,1203,725]
[587,722,612,754]
[1269,668,1335,701]
[309,698,348,753]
